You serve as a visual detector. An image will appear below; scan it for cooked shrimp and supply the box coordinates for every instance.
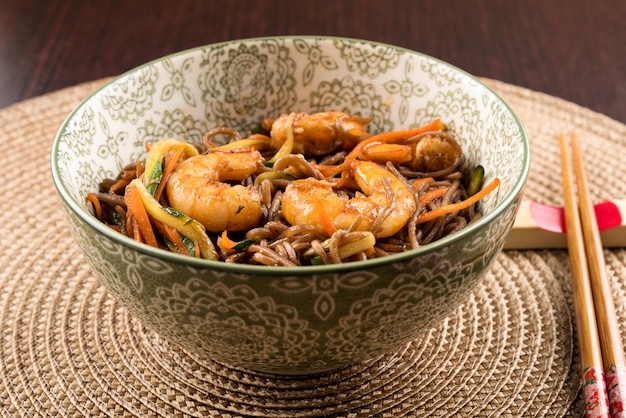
[360,132,461,174]
[407,133,462,172]
[281,160,416,238]
[262,111,372,156]
[166,151,265,233]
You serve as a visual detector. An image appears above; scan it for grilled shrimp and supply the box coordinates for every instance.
[262,111,372,156]
[281,160,416,238]
[166,151,265,232]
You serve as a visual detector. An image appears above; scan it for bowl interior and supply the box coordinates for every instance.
[52,36,529,272]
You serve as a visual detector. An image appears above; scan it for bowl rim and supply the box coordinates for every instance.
[50,35,530,276]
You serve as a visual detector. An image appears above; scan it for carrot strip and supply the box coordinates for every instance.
[152,218,190,256]
[106,224,122,233]
[124,181,159,248]
[219,230,239,253]
[165,225,190,256]
[153,147,184,202]
[359,143,412,164]
[86,192,103,219]
[135,159,145,178]
[125,210,134,237]
[131,217,144,243]
[411,177,435,193]
[418,187,448,206]
[417,178,501,224]
[108,177,130,195]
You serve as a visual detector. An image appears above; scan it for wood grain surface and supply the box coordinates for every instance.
[1,0,625,124]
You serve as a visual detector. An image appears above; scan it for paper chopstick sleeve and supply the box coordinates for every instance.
[504,199,625,249]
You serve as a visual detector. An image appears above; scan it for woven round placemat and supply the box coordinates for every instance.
[1,77,625,417]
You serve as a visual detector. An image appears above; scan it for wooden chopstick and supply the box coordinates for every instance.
[560,133,626,417]
[570,133,626,416]
[559,133,610,416]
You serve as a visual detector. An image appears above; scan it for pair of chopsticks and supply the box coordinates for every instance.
[559,133,626,417]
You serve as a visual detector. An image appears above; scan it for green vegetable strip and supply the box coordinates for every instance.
[217,137,270,150]
[269,113,295,163]
[467,165,485,196]
[130,178,218,260]
[304,231,376,262]
[143,138,199,195]
[336,232,376,259]
[233,238,260,251]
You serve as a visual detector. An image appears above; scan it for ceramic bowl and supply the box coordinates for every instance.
[51,36,529,374]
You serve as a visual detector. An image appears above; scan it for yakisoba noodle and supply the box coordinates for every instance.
[87,112,500,266]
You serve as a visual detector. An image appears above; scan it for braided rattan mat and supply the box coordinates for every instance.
[1,78,625,417]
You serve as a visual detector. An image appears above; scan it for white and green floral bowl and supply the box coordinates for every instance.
[51,36,529,374]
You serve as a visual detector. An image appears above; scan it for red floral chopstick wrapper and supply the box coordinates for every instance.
[607,364,626,417]
[583,367,610,417]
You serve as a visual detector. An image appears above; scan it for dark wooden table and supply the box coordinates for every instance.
[1,0,625,124]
